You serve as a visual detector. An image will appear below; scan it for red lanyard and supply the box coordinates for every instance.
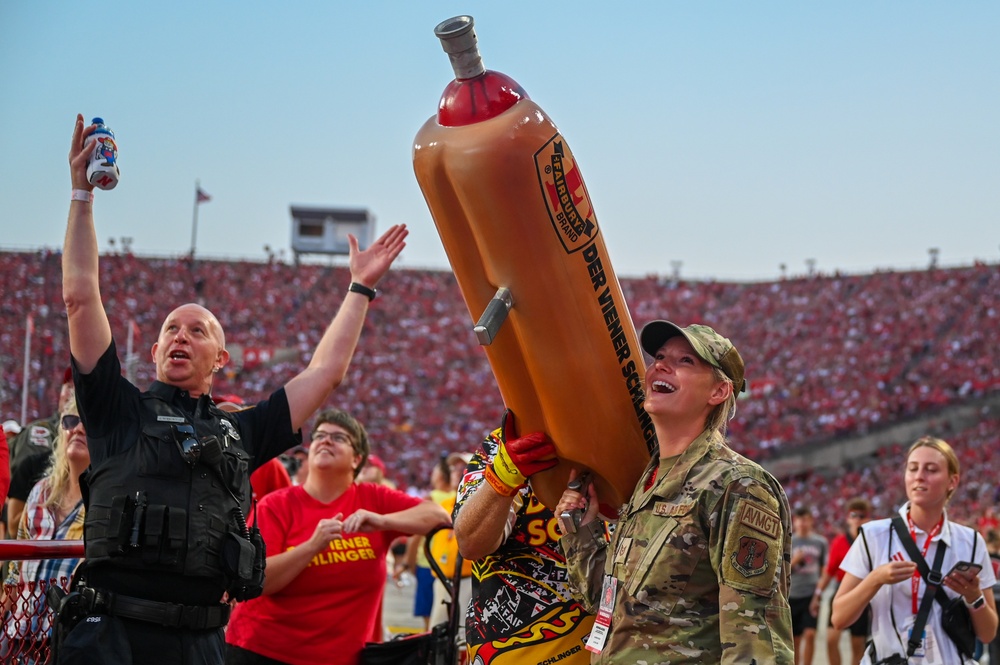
[907,511,944,614]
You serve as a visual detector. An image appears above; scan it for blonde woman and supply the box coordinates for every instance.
[4,395,88,654]
[832,436,998,664]
[556,321,793,663]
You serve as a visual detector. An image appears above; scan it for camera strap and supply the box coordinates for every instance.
[891,516,948,657]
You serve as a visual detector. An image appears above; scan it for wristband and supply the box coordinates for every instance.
[813,588,823,598]
[484,465,519,497]
[71,189,94,203]
[965,594,986,611]
[348,282,377,301]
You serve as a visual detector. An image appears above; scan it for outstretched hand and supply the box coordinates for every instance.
[348,224,408,289]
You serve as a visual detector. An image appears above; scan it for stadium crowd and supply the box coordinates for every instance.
[3,249,1000,540]
[784,412,1000,538]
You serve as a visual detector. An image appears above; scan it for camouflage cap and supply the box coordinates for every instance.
[640,321,747,393]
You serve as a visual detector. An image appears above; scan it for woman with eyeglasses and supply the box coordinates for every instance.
[224,409,450,665]
[832,437,998,664]
[3,395,89,662]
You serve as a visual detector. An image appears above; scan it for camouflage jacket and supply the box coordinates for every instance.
[560,429,794,664]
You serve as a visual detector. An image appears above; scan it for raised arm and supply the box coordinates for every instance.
[284,225,407,430]
[63,114,112,373]
[454,480,516,560]
[455,415,555,560]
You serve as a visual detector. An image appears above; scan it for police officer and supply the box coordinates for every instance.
[62,114,408,665]
[556,321,794,664]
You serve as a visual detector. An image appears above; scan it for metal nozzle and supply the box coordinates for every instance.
[434,15,485,80]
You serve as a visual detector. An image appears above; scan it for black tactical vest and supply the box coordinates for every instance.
[83,383,251,581]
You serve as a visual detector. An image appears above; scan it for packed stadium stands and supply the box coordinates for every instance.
[3,249,999,539]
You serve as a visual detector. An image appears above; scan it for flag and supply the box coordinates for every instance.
[196,187,212,204]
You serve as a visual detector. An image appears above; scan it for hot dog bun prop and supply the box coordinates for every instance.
[412,16,656,515]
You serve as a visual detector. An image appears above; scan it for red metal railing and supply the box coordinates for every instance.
[0,540,84,665]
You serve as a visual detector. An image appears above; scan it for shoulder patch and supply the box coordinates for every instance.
[731,535,771,577]
[721,496,784,596]
[737,501,781,539]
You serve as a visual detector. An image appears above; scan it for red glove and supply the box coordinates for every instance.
[484,410,557,496]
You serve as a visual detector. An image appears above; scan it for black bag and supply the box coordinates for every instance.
[360,621,450,665]
[941,595,976,659]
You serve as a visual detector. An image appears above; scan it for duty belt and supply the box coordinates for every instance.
[89,589,231,630]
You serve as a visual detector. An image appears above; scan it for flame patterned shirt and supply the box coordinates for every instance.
[454,427,596,665]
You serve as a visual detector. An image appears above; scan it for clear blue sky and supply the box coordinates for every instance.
[2,1,997,281]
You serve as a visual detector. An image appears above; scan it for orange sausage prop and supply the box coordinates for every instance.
[412,16,656,513]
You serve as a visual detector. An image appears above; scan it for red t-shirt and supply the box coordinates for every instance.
[226,483,422,665]
[826,532,852,582]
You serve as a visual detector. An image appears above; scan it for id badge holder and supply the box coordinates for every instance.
[903,615,927,660]
[586,575,616,654]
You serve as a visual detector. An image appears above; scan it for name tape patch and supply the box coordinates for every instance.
[653,501,694,517]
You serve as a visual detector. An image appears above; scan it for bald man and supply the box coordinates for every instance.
[60,114,407,665]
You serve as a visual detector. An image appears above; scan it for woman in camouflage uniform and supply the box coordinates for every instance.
[556,321,794,664]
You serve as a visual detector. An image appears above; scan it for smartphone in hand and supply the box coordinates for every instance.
[947,561,983,577]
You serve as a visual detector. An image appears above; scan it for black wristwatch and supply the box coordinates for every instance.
[348,282,377,301]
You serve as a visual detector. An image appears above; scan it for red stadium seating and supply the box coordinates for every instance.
[3,250,999,537]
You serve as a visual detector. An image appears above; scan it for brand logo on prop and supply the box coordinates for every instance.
[535,135,599,254]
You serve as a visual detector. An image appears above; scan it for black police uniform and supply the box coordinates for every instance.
[71,341,299,664]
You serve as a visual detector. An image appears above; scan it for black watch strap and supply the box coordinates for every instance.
[348,282,377,301]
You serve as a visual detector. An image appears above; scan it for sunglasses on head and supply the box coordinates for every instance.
[61,414,82,430]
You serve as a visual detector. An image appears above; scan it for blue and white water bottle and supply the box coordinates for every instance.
[86,117,120,190]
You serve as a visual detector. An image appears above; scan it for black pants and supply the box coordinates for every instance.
[224,644,290,665]
[120,618,224,665]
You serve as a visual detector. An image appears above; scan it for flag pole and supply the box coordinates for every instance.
[20,313,33,425]
[126,318,137,385]
[190,179,201,259]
